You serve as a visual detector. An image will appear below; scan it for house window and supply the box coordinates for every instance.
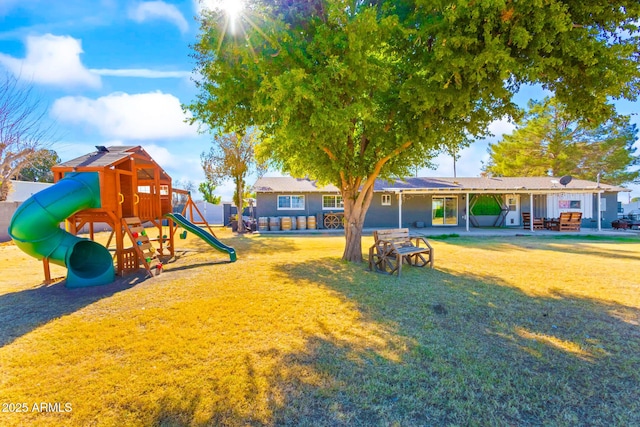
[559,200,581,209]
[432,196,458,226]
[278,195,305,210]
[160,185,169,196]
[381,194,391,206]
[323,195,343,210]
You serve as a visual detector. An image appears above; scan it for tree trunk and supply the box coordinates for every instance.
[0,180,11,201]
[341,184,374,262]
[235,178,245,233]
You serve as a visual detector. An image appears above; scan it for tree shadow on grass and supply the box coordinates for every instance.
[139,254,640,426]
[258,259,640,426]
[0,274,137,348]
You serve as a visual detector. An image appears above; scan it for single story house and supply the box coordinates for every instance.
[253,176,629,231]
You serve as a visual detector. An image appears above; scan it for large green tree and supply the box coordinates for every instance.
[187,0,640,261]
[483,97,639,185]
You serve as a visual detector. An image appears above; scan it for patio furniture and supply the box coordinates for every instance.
[368,228,433,277]
[522,212,544,230]
[544,218,559,230]
[550,212,582,231]
[612,212,640,230]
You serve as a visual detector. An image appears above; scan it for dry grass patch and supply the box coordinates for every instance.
[0,231,639,426]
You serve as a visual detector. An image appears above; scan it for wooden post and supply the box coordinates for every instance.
[43,258,52,285]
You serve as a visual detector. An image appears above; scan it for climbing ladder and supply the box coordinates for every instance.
[122,217,162,278]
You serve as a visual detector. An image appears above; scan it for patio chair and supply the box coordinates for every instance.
[522,212,543,229]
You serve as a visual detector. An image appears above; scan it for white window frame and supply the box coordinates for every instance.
[381,194,392,206]
[432,196,458,226]
[322,195,344,210]
[277,195,305,210]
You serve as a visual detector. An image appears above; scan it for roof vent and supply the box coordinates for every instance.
[96,146,109,152]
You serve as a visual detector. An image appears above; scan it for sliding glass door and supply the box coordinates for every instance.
[432,196,458,226]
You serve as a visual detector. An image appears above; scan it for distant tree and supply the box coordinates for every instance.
[483,98,639,186]
[172,179,196,210]
[198,180,221,204]
[0,73,55,200]
[16,149,61,182]
[233,190,255,209]
[188,0,640,261]
[200,130,265,233]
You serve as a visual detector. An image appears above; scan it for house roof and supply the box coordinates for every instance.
[253,176,629,194]
[253,177,340,193]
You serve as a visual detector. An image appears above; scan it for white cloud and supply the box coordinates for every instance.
[129,1,189,33]
[91,68,192,78]
[144,144,177,168]
[51,91,198,140]
[488,116,516,138]
[0,34,100,88]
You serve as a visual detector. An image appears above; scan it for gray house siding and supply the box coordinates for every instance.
[597,192,618,228]
[256,192,319,218]
[363,192,399,228]
[365,194,466,228]
[401,194,433,228]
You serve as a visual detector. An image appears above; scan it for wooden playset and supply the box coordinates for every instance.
[9,145,236,286]
[51,145,176,278]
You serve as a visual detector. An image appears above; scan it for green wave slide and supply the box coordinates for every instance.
[8,172,115,288]
[165,213,237,262]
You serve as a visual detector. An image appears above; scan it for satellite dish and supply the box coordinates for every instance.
[559,175,572,186]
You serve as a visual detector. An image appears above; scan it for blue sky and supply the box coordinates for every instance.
[1,0,638,202]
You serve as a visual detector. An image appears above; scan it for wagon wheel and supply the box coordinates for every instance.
[380,254,399,275]
[371,245,399,275]
[324,214,341,229]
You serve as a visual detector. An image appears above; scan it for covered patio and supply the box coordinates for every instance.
[379,177,628,233]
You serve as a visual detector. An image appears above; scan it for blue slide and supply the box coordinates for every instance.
[165,213,237,262]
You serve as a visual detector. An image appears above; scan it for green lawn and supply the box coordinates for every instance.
[1,231,639,426]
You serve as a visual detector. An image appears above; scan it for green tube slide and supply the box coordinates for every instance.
[165,213,237,262]
[8,172,115,288]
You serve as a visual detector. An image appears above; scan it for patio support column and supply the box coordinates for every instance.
[466,193,470,232]
[398,191,403,228]
[530,193,534,232]
[597,191,602,232]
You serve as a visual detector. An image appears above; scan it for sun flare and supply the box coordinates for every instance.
[219,0,244,20]
[200,0,244,20]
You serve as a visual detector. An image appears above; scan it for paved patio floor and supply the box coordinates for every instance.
[255,226,640,238]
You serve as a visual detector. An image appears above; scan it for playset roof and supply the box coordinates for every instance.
[53,145,170,181]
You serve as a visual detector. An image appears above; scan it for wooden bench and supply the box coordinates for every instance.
[552,212,582,231]
[368,228,433,277]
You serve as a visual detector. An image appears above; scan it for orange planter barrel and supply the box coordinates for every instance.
[281,216,292,231]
